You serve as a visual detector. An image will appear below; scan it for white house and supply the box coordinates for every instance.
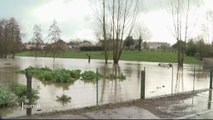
[146,42,170,49]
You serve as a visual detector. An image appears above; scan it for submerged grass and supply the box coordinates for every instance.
[19,66,81,83]
[18,66,127,83]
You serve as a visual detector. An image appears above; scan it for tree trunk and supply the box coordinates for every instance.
[177,41,183,67]
[103,0,108,64]
[138,36,142,51]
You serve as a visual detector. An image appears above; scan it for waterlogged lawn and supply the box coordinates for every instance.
[18,66,126,83]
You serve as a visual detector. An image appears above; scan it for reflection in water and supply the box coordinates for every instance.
[188,69,209,79]
[0,67,18,86]
[124,63,133,78]
[52,61,64,70]
[99,64,108,103]
[99,64,124,103]
[137,64,141,81]
[109,64,122,102]
[34,59,42,68]
[208,90,212,109]
[41,81,73,91]
[175,67,184,93]
[112,64,120,76]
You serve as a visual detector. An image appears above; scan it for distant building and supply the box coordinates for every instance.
[146,42,170,49]
[78,41,93,47]
[24,44,36,50]
[43,40,69,51]
[96,39,122,49]
[24,43,44,50]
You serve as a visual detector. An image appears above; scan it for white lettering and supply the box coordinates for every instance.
[21,102,41,109]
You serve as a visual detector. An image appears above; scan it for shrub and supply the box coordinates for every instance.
[9,83,39,104]
[81,71,97,80]
[0,86,17,107]
[106,73,116,80]
[70,69,81,79]
[56,94,71,104]
[18,67,126,83]
[54,69,74,83]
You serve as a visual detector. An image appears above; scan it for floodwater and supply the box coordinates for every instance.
[0,57,211,118]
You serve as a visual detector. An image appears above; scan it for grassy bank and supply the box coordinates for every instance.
[16,50,200,64]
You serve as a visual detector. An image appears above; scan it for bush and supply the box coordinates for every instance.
[0,86,17,107]
[18,67,126,83]
[9,83,39,104]
[81,71,96,80]
[54,69,75,83]
[18,67,78,83]
[70,69,81,79]
[106,73,116,80]
[185,46,197,56]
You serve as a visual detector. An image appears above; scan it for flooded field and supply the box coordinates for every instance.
[0,57,211,117]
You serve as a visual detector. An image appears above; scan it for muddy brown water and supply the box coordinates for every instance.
[0,57,211,118]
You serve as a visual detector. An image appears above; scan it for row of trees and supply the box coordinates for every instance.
[0,18,62,60]
[185,39,213,60]
[31,20,62,60]
[92,0,196,67]
[0,18,22,58]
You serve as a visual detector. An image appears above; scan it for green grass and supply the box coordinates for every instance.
[16,50,200,64]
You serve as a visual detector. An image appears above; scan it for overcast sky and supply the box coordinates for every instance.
[0,0,212,44]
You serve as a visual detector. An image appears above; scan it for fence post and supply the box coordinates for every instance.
[193,66,196,92]
[140,69,145,99]
[96,68,99,106]
[25,69,32,116]
[210,69,213,89]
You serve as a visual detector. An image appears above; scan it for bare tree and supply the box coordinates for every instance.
[0,18,22,58]
[169,0,191,67]
[109,0,139,64]
[135,23,151,51]
[91,0,139,64]
[32,24,43,59]
[91,0,109,64]
[203,11,213,44]
[48,19,61,60]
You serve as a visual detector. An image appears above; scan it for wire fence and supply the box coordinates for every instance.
[17,66,213,116]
